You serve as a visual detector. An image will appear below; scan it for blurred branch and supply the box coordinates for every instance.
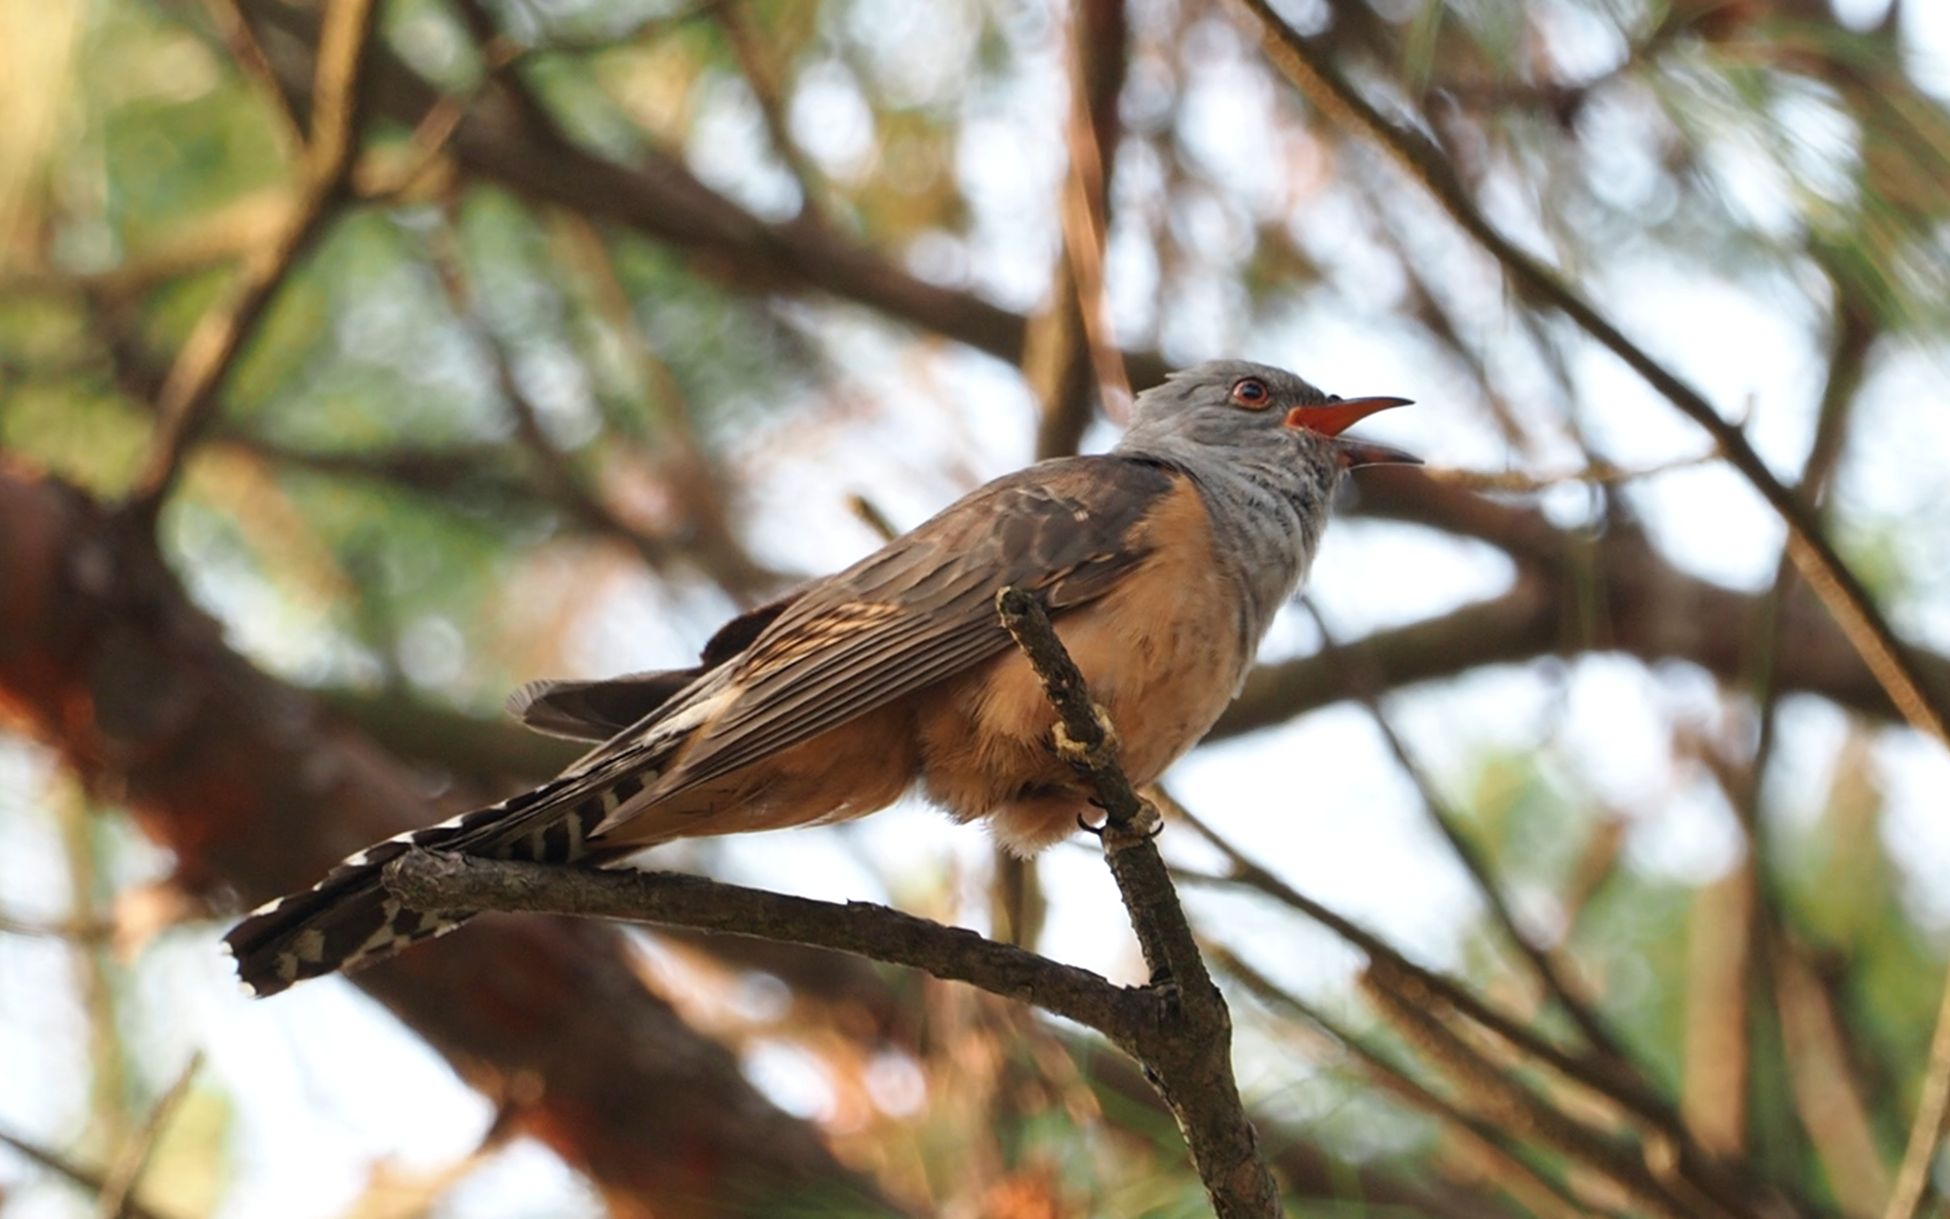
[1055,0,1131,427]
[1220,482,1950,739]
[1724,277,1874,1179]
[447,0,568,145]
[1682,864,1758,1159]
[197,0,305,142]
[1163,795,1813,1219]
[1773,944,1890,1217]
[1360,966,1709,1219]
[1885,977,1950,1219]
[1211,947,1602,1219]
[56,778,129,1153]
[505,0,730,58]
[544,211,778,598]
[1425,450,1720,493]
[1234,0,1950,752]
[713,1,830,222]
[1301,600,1632,1067]
[234,0,1173,389]
[0,910,114,941]
[96,1052,202,1219]
[0,467,907,1219]
[0,1129,177,1219]
[1026,0,1130,458]
[127,0,383,517]
[421,220,719,581]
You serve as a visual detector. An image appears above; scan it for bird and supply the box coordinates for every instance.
[224,359,1418,995]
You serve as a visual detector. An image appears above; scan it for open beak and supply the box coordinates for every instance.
[1334,437,1423,469]
[1283,395,1420,469]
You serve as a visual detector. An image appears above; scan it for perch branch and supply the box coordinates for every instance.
[381,853,1134,1036]
[994,586,1279,1219]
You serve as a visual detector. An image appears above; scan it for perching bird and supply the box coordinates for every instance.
[225,359,1417,995]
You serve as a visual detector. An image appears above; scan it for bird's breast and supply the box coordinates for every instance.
[915,478,1250,849]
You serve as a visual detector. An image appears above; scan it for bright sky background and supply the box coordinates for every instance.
[3,1,1950,1216]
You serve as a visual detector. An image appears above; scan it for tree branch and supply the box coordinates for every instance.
[1162,797,1816,1219]
[0,1128,176,1219]
[96,1053,201,1219]
[1232,0,1950,752]
[380,851,1136,1036]
[127,0,382,516]
[994,587,1279,1219]
[232,0,1173,390]
[0,466,906,1219]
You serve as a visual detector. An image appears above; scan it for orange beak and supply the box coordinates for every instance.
[1283,396,1419,469]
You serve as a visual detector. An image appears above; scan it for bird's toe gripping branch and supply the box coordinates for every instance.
[1051,700,1120,767]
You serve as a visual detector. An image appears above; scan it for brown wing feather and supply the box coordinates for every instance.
[655,456,1181,795]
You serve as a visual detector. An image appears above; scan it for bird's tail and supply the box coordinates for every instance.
[223,761,659,997]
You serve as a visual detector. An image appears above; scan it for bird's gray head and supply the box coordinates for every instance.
[1114,359,1420,660]
[1116,359,1417,478]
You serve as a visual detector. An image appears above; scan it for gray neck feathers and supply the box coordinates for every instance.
[1115,430,1340,660]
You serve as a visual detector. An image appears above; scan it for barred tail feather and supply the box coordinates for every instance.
[224,762,659,997]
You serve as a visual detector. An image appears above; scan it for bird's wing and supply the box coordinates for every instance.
[647,455,1183,798]
[507,592,804,742]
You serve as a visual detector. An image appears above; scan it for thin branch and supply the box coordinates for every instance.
[1211,946,1606,1219]
[1055,1,1131,427]
[0,911,114,941]
[1162,796,1813,1219]
[1885,976,1950,1219]
[713,1,830,222]
[993,587,1279,1219]
[544,210,779,598]
[995,590,1194,985]
[1162,796,1636,1111]
[1424,449,1719,493]
[198,0,305,143]
[1360,968,1710,1219]
[0,1129,177,1219]
[507,0,730,58]
[1233,0,1950,752]
[1773,940,1890,1215]
[126,0,383,517]
[420,219,695,577]
[1301,599,1632,1066]
[96,1052,203,1219]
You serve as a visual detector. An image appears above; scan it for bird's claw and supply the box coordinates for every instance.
[1078,798,1165,850]
[1051,702,1120,767]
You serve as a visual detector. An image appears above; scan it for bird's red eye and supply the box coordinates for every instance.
[1231,378,1271,409]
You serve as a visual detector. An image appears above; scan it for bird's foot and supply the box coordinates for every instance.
[1051,702,1119,767]
[1077,797,1163,850]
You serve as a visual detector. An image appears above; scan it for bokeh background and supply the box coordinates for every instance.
[3,0,1949,1215]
